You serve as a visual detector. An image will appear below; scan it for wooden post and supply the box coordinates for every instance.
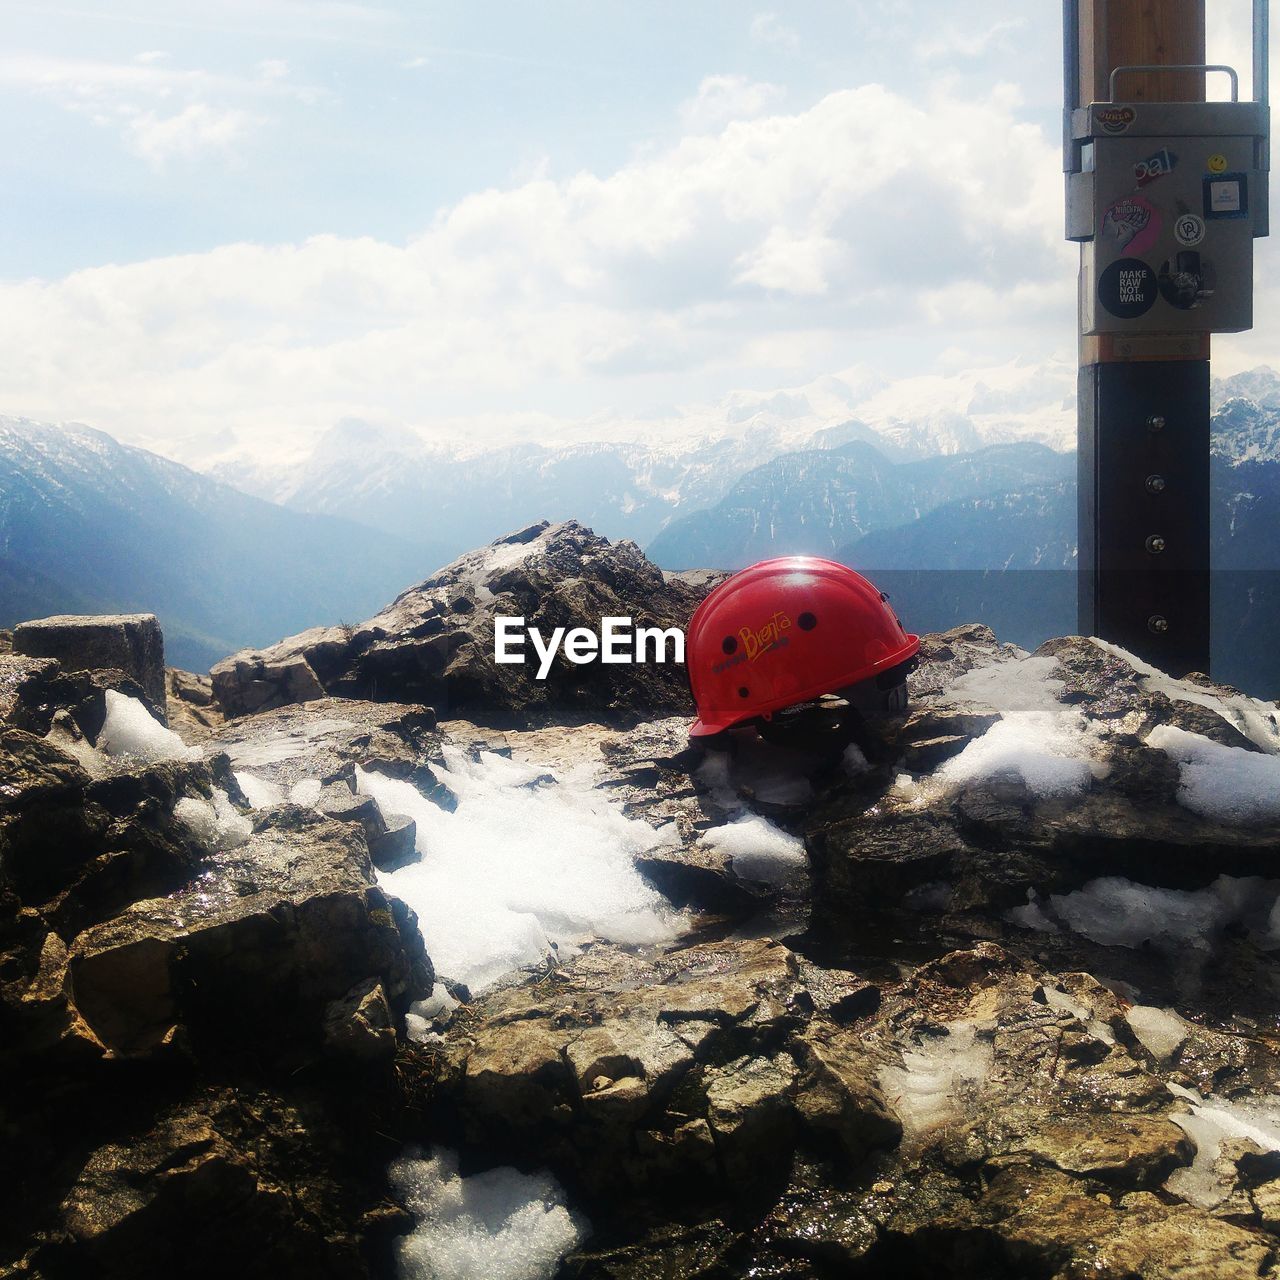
[1074,0,1212,675]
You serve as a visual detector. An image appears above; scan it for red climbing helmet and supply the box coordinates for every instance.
[687,557,920,738]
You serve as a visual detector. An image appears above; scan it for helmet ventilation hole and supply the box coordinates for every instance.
[722,635,738,654]
[738,686,750,698]
[798,611,817,631]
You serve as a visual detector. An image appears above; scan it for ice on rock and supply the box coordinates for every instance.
[234,772,284,809]
[97,691,198,763]
[1166,1085,1280,1209]
[389,1146,586,1280]
[878,1022,993,1137]
[174,788,252,852]
[1042,986,1116,1045]
[1147,725,1280,825]
[693,748,813,879]
[1125,1005,1188,1062]
[1094,638,1280,754]
[937,656,1102,798]
[289,778,323,807]
[700,814,806,885]
[406,984,460,1042]
[1047,875,1280,952]
[360,749,684,992]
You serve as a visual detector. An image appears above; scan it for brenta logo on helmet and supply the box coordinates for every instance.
[494,616,685,679]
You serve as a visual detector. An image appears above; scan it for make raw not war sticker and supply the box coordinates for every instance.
[1099,256,1157,318]
[1101,194,1161,255]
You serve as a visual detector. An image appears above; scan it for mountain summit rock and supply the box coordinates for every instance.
[211,519,718,726]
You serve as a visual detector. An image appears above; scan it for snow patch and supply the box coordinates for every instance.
[879,1022,993,1136]
[1166,1084,1280,1209]
[1125,1005,1188,1061]
[1148,725,1280,825]
[936,656,1103,798]
[97,691,199,763]
[700,814,806,885]
[389,1146,586,1280]
[1094,638,1280,754]
[289,778,324,807]
[174,789,252,851]
[1047,875,1280,953]
[406,984,460,1042]
[234,771,284,809]
[1042,985,1116,1045]
[361,749,684,992]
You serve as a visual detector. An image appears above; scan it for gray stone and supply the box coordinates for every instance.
[14,614,167,717]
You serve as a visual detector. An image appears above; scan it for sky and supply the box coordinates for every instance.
[0,0,1272,464]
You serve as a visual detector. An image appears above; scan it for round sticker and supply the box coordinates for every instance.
[1207,153,1228,174]
[1099,257,1157,319]
[1174,212,1205,247]
[1158,254,1214,310]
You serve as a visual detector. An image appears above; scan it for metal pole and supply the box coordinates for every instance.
[1075,0,1211,675]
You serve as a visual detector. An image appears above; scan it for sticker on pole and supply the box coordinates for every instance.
[1101,195,1161,255]
[1096,105,1137,135]
[1098,257,1157,318]
[1173,212,1205,247]
[1134,147,1178,187]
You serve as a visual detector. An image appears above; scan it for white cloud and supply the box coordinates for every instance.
[0,51,318,165]
[749,12,799,50]
[0,81,1075,459]
[917,19,1027,62]
[126,103,256,165]
[680,74,785,133]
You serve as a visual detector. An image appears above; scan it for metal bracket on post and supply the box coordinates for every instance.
[1107,63,1239,102]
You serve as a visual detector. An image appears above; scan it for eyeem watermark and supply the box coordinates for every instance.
[495,616,685,679]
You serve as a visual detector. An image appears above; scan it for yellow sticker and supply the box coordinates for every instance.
[1208,153,1228,174]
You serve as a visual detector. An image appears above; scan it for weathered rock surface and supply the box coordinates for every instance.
[8,549,1280,1280]
[0,616,437,1277]
[211,520,711,726]
[14,613,167,716]
[807,629,1280,924]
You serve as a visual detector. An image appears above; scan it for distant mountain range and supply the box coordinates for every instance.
[647,441,1075,570]
[3,362,1278,689]
[206,358,1080,554]
[0,418,444,671]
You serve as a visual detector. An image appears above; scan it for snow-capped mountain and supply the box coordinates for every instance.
[206,358,1081,556]
[0,417,440,671]
[647,440,1074,571]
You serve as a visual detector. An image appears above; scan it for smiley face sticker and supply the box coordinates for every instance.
[1208,153,1228,174]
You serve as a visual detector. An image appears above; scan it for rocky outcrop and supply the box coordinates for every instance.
[8,549,1280,1280]
[211,521,712,726]
[14,613,167,716]
[0,621,437,1277]
[807,627,1280,923]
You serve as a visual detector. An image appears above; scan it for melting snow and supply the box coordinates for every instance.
[1125,1005,1188,1061]
[1147,725,1280,825]
[700,814,806,886]
[406,983,460,1042]
[389,1147,586,1280]
[234,771,285,809]
[174,789,252,852]
[1166,1084,1280,1209]
[936,656,1104,798]
[360,749,684,992]
[97,691,199,763]
[879,1021,993,1136]
[1093,639,1280,753]
[1037,875,1280,953]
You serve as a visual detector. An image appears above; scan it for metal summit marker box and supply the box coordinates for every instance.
[1067,64,1270,336]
